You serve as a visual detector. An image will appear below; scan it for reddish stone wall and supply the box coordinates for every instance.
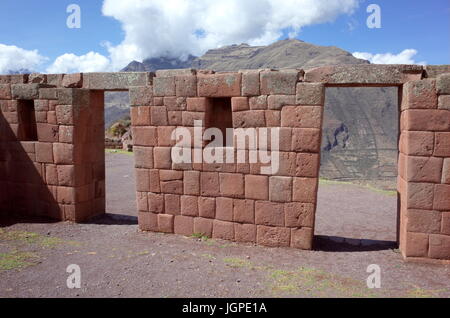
[131,70,324,249]
[0,65,449,263]
[398,74,450,261]
[0,75,105,222]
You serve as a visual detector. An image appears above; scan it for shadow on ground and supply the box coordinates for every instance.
[87,213,138,226]
[314,235,397,252]
[0,215,59,227]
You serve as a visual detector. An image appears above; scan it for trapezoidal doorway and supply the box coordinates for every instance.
[314,86,400,251]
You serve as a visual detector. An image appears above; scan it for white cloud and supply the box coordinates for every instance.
[0,44,47,74]
[102,0,360,69]
[1,1,364,73]
[353,49,427,65]
[46,51,111,73]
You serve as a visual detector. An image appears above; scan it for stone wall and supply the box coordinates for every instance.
[0,65,449,263]
[0,74,105,222]
[398,74,450,261]
[130,69,323,249]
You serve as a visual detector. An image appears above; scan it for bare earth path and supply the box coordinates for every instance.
[0,153,449,298]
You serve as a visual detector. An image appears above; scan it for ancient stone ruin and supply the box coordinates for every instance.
[0,65,449,263]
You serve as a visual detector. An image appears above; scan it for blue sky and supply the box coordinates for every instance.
[0,0,448,73]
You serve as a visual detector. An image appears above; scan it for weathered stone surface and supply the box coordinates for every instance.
[84,72,152,90]
[175,76,197,97]
[39,88,58,100]
[62,73,83,88]
[233,199,255,224]
[443,159,450,184]
[267,95,295,110]
[11,84,40,99]
[269,176,292,202]
[255,201,284,226]
[46,74,63,86]
[402,110,450,132]
[155,69,196,77]
[231,97,249,112]
[436,74,450,95]
[260,70,300,95]
[402,79,438,109]
[281,106,322,128]
[438,95,450,110]
[249,95,268,110]
[257,225,290,247]
[29,73,47,84]
[296,83,324,105]
[0,84,11,99]
[129,86,153,106]
[153,77,176,96]
[239,70,260,96]
[429,234,450,259]
[290,227,313,250]
[57,88,91,110]
[233,110,266,128]
[305,65,423,85]
[399,131,434,156]
[404,232,429,258]
[424,65,450,78]
[406,156,443,183]
[0,74,28,84]
[406,209,441,234]
[285,203,315,228]
[198,73,242,97]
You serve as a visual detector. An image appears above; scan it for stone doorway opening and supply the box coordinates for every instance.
[314,86,400,250]
[103,90,137,221]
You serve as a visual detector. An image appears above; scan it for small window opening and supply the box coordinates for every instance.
[205,98,233,147]
[17,100,38,141]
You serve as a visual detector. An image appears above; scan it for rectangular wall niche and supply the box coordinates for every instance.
[17,100,38,141]
[205,97,233,147]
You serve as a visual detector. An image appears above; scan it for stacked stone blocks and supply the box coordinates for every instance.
[0,65,449,263]
[132,69,323,249]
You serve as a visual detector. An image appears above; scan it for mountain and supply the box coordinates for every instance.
[6,69,32,74]
[122,55,197,72]
[114,39,397,189]
[123,39,369,72]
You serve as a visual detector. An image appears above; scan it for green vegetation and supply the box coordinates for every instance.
[107,116,131,138]
[0,250,38,271]
[406,286,448,298]
[0,229,79,249]
[266,266,380,298]
[191,233,210,241]
[319,178,397,197]
[223,257,252,268]
[105,149,134,156]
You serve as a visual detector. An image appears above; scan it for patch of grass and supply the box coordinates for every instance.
[0,229,40,244]
[319,178,397,197]
[105,149,133,156]
[406,286,447,298]
[223,257,252,268]
[191,233,210,241]
[201,254,216,260]
[266,266,380,298]
[0,250,39,271]
[0,229,78,249]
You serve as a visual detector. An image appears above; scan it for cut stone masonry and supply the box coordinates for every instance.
[0,64,449,263]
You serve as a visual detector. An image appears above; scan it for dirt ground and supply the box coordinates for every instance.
[0,152,449,298]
